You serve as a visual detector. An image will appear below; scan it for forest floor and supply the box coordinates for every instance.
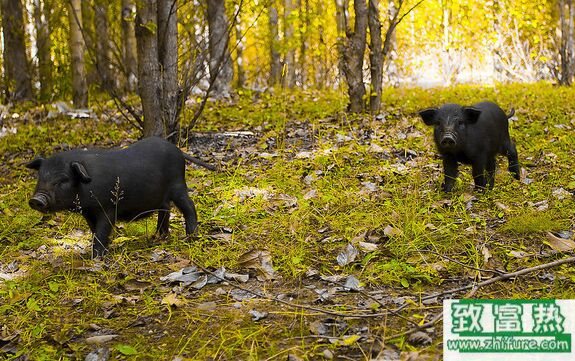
[1,83,575,360]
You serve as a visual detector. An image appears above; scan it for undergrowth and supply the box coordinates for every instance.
[1,83,574,359]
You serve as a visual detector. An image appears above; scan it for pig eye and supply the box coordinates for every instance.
[56,178,70,186]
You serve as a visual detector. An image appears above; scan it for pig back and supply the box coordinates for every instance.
[72,137,187,219]
[468,101,511,153]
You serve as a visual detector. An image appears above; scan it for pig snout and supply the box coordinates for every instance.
[439,133,457,148]
[29,193,49,212]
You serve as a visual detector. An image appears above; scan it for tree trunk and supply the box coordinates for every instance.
[298,0,309,86]
[283,0,296,88]
[207,0,233,98]
[383,0,399,86]
[491,0,503,81]
[1,0,33,101]
[34,0,52,101]
[368,0,382,113]
[342,0,368,113]
[122,0,138,92]
[68,0,88,107]
[158,0,179,140]
[335,0,348,86]
[135,0,163,137]
[560,0,574,85]
[235,3,246,88]
[269,4,281,86]
[95,0,112,91]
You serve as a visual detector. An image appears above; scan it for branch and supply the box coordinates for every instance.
[384,256,575,340]
[382,0,424,63]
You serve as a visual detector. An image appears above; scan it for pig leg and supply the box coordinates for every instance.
[472,158,487,190]
[486,157,496,189]
[172,188,198,235]
[90,216,113,258]
[442,156,459,192]
[156,203,170,237]
[506,141,520,180]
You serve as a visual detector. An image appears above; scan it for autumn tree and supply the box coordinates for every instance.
[34,0,52,100]
[1,0,33,101]
[269,3,281,86]
[559,0,574,85]
[68,0,88,107]
[207,0,233,98]
[341,0,368,112]
[368,0,383,113]
[283,0,296,88]
[122,0,138,92]
[93,0,113,90]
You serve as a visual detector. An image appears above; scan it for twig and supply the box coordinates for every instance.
[423,255,575,301]
[384,312,443,341]
[411,249,506,276]
[383,256,575,340]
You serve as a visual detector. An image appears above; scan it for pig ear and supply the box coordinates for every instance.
[463,106,481,124]
[419,108,438,126]
[70,162,92,183]
[26,158,44,170]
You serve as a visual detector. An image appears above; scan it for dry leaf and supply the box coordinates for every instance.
[358,241,378,252]
[161,293,186,307]
[237,249,276,280]
[545,232,575,252]
[383,225,403,238]
[85,334,119,344]
[336,243,359,266]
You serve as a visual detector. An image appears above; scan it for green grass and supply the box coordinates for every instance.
[1,83,575,359]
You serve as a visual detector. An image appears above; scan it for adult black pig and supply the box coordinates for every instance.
[26,137,198,258]
[419,101,520,192]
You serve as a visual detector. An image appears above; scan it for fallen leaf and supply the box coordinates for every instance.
[495,202,509,212]
[358,241,378,252]
[529,200,548,211]
[343,275,362,291]
[368,143,385,153]
[160,266,202,285]
[122,279,152,292]
[407,331,432,346]
[545,232,575,252]
[331,334,361,346]
[383,225,403,238]
[224,272,249,283]
[197,301,217,311]
[336,243,359,266]
[360,181,378,194]
[303,189,318,200]
[190,275,208,290]
[552,187,571,200]
[508,250,530,259]
[230,289,257,301]
[161,293,186,307]
[84,347,110,361]
[115,344,137,356]
[85,335,119,344]
[320,274,346,283]
[237,249,276,281]
[481,245,492,264]
[248,309,268,321]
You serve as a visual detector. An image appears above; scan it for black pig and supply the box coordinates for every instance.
[419,101,519,192]
[26,137,198,258]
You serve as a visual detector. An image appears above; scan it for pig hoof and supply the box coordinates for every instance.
[92,247,109,259]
